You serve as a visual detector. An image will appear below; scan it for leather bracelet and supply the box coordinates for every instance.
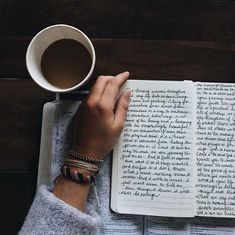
[61,164,96,185]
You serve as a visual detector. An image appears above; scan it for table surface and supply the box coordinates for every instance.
[1,1,235,234]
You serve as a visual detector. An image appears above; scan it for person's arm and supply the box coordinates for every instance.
[20,72,131,235]
[53,71,131,211]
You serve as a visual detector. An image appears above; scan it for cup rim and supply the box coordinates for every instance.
[26,24,96,93]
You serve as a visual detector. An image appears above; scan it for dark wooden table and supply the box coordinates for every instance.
[1,1,235,234]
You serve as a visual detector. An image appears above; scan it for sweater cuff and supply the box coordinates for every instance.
[19,185,100,235]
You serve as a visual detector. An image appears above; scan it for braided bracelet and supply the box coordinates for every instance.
[64,159,99,170]
[64,163,99,176]
[64,159,99,175]
[61,165,96,185]
[69,150,103,164]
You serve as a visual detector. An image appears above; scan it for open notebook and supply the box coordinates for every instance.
[111,80,235,218]
[37,83,235,234]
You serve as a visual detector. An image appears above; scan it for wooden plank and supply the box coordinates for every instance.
[94,39,235,83]
[0,36,30,78]
[0,37,235,82]
[1,0,235,42]
[0,79,54,170]
[0,171,35,235]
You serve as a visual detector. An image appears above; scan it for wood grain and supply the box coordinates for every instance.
[94,39,235,83]
[0,79,54,170]
[1,37,235,83]
[0,172,35,235]
[1,0,235,42]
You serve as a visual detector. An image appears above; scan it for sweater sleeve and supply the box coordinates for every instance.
[19,185,101,235]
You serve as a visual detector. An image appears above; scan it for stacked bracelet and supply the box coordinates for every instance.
[61,165,96,184]
[60,150,103,185]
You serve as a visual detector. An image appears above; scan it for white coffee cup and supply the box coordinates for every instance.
[26,24,96,93]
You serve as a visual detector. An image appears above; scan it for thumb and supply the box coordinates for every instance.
[114,90,131,131]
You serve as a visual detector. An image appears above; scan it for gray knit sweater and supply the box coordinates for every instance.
[19,157,144,235]
[19,185,100,235]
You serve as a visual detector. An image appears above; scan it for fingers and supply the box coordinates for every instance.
[114,89,131,131]
[99,72,130,109]
[87,75,113,103]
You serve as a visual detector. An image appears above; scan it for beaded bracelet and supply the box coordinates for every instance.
[61,165,96,185]
[69,150,103,164]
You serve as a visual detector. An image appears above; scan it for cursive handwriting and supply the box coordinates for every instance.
[196,82,235,217]
[118,83,195,206]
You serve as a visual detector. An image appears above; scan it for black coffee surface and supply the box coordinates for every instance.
[41,39,91,89]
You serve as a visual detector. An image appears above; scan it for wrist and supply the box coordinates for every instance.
[53,175,90,211]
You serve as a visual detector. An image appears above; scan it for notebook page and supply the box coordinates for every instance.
[51,101,80,181]
[195,82,235,217]
[37,101,80,186]
[112,80,196,217]
[37,102,57,187]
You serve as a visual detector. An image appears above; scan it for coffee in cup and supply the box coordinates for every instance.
[26,24,96,93]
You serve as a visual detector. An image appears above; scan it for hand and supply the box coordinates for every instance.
[72,72,131,160]
[54,72,130,211]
